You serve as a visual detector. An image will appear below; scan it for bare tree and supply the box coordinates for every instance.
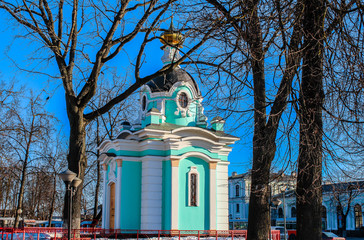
[324,181,364,237]
[295,0,325,239]
[0,159,20,219]
[297,0,364,239]
[0,0,216,228]
[0,90,57,227]
[184,0,362,239]
[184,1,304,239]
[84,77,135,221]
[36,135,68,227]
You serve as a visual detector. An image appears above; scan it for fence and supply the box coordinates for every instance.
[0,228,281,240]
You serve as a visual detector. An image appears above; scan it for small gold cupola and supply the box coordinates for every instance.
[160,19,184,66]
[160,20,184,49]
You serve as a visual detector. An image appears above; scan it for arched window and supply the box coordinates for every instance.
[190,173,197,206]
[291,207,296,218]
[235,185,240,197]
[278,208,284,218]
[354,204,363,229]
[188,167,199,206]
[141,95,147,111]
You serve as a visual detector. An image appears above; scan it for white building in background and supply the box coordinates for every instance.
[321,181,364,235]
[228,171,296,230]
[271,181,364,236]
[228,172,364,237]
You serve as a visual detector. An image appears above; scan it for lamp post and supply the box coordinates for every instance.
[59,169,82,240]
[270,198,282,240]
[280,186,287,240]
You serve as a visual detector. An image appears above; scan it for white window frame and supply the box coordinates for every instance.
[141,93,149,113]
[188,166,199,207]
[176,90,191,110]
[175,90,191,117]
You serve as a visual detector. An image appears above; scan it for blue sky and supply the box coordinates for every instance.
[0,14,297,177]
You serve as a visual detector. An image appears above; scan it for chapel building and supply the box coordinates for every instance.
[99,24,238,231]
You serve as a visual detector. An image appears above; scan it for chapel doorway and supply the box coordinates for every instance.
[109,182,115,229]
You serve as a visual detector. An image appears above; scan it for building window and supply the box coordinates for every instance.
[291,207,296,218]
[178,92,189,108]
[354,204,363,229]
[142,95,147,111]
[188,167,199,206]
[190,174,197,206]
[278,208,284,218]
[235,185,240,197]
[236,204,240,213]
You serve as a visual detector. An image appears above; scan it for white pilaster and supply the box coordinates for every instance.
[216,162,229,230]
[210,162,217,230]
[171,158,179,230]
[141,157,163,230]
[115,159,122,229]
[102,164,108,229]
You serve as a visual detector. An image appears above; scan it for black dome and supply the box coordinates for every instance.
[146,68,200,94]
[121,121,131,126]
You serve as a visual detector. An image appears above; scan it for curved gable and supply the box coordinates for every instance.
[172,127,220,141]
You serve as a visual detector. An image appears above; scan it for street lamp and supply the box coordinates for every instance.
[280,186,287,240]
[59,169,82,240]
[269,197,282,240]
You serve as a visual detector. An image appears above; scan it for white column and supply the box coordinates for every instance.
[171,158,179,230]
[209,163,217,230]
[216,163,229,230]
[115,159,122,229]
[102,164,108,229]
[141,157,163,230]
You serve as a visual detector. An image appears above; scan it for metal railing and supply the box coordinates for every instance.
[0,228,281,240]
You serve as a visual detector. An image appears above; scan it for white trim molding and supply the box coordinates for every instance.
[171,164,179,230]
[175,89,192,117]
[210,167,217,230]
[115,159,122,229]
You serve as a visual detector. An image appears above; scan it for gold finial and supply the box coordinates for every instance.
[160,17,184,48]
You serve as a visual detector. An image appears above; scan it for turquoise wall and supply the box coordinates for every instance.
[108,146,228,162]
[178,157,210,230]
[142,86,199,127]
[162,161,172,230]
[119,161,141,229]
[165,99,198,126]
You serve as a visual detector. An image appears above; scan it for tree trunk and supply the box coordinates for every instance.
[14,138,32,228]
[246,1,273,239]
[94,119,101,220]
[3,181,11,217]
[296,0,325,239]
[14,162,27,228]
[342,214,347,237]
[63,102,88,230]
[48,175,57,227]
[247,139,276,240]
